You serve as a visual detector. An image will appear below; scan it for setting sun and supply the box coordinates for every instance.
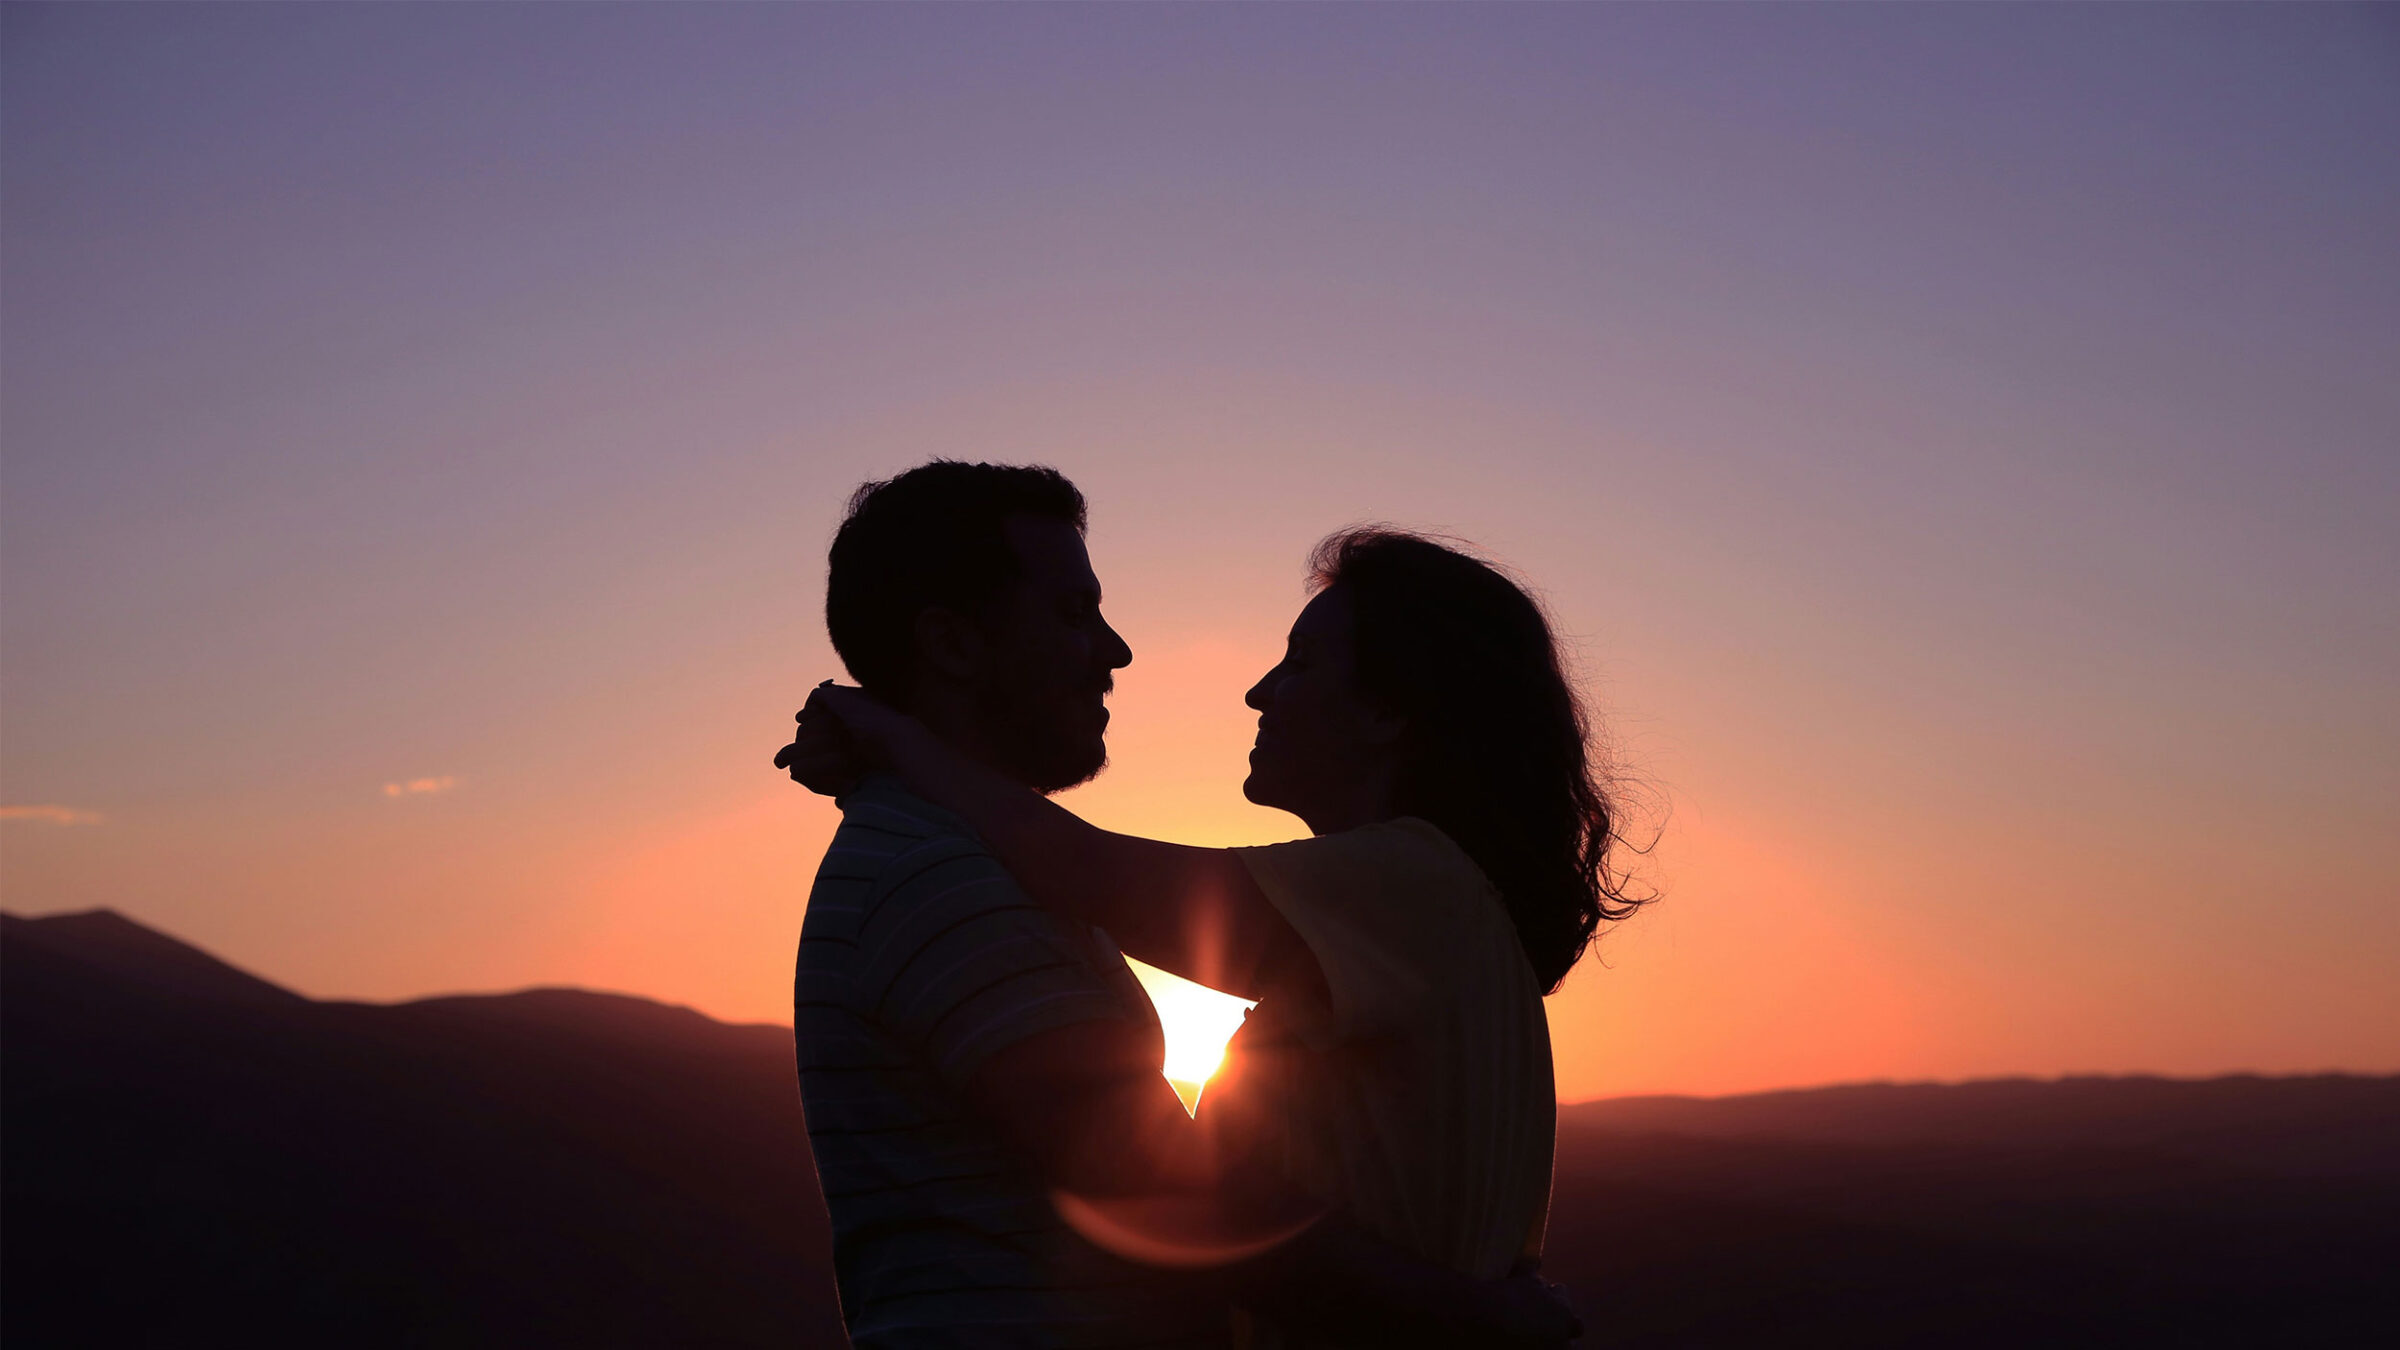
[1125,958,1255,1113]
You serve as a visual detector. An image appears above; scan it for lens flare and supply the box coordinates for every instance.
[1052,1190,1324,1270]
[1125,957,1254,1113]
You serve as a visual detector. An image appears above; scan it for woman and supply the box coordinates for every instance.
[791,528,1639,1334]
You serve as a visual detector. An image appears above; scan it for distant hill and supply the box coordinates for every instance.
[1562,1075,2400,1178]
[1542,1074,2400,1347]
[2,909,847,1349]
[6,909,2396,1347]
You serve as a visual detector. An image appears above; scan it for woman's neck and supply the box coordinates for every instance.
[1299,773,1401,837]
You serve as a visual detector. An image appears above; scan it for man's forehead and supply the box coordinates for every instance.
[1002,514,1101,593]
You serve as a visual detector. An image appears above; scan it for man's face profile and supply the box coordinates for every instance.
[972,516,1132,794]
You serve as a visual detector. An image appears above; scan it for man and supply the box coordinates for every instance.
[783,461,1576,1349]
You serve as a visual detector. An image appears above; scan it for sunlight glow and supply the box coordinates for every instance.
[1124,958,1255,1114]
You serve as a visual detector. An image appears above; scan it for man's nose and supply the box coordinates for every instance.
[1101,620,1132,671]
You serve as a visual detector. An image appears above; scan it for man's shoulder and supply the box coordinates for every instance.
[809,784,1155,1081]
[834,776,974,845]
[815,779,1060,951]
[816,780,994,887]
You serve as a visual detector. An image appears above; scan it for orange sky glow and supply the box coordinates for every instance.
[4,5,2394,1101]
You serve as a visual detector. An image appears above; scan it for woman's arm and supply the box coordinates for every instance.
[788,685,1317,1000]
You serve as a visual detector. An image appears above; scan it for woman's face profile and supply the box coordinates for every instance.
[1241,585,1402,830]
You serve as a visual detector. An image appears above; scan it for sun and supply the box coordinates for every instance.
[1124,958,1255,1114]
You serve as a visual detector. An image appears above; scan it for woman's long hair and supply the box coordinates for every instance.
[1313,528,1643,993]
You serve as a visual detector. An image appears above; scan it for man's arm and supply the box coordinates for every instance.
[964,1018,1219,1198]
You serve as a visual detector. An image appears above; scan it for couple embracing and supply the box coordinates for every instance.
[777,461,1638,1348]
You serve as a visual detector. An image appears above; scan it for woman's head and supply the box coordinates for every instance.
[1242,528,1641,992]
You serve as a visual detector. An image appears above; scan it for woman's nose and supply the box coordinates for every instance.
[1243,669,1276,711]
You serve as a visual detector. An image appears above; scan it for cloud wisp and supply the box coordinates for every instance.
[0,804,105,826]
[382,777,460,799]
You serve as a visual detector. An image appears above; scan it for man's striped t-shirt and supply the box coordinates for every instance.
[795,778,1223,1350]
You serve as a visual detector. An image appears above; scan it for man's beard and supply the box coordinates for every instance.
[974,680,1110,795]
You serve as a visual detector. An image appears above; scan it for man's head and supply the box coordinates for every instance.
[826,461,1131,793]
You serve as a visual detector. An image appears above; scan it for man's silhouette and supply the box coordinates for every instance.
[794,463,1223,1347]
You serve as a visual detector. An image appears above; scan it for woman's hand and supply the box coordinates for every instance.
[773,682,916,797]
[1488,1261,1583,1349]
[803,682,917,756]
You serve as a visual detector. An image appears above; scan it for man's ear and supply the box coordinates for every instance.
[912,606,987,684]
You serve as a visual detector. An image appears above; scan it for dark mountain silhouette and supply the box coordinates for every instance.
[9,906,310,1005]
[6,909,2396,1347]
[1544,1077,2400,1347]
[3,909,847,1349]
[1563,1075,2400,1179]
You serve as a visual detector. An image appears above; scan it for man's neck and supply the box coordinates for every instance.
[905,684,1038,793]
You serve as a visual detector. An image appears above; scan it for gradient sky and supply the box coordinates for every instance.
[6,3,2395,1100]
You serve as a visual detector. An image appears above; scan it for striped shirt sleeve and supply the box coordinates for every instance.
[851,833,1133,1084]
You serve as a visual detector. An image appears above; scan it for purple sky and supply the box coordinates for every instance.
[5,3,2395,1097]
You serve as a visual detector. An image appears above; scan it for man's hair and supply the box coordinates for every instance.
[826,461,1088,699]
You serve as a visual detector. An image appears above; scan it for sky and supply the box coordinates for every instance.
[4,3,2395,1101]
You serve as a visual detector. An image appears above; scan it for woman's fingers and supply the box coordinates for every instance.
[777,686,875,795]
[803,683,876,729]
[1491,1272,1582,1348]
[800,683,911,755]
[780,730,864,796]
[802,683,883,722]
[784,751,857,796]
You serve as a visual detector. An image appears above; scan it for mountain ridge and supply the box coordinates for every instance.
[6,908,2395,1346]
[14,906,2373,1122]
[2,907,848,1349]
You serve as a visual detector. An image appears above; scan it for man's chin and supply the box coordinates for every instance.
[1240,772,1301,817]
[1024,740,1109,796]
